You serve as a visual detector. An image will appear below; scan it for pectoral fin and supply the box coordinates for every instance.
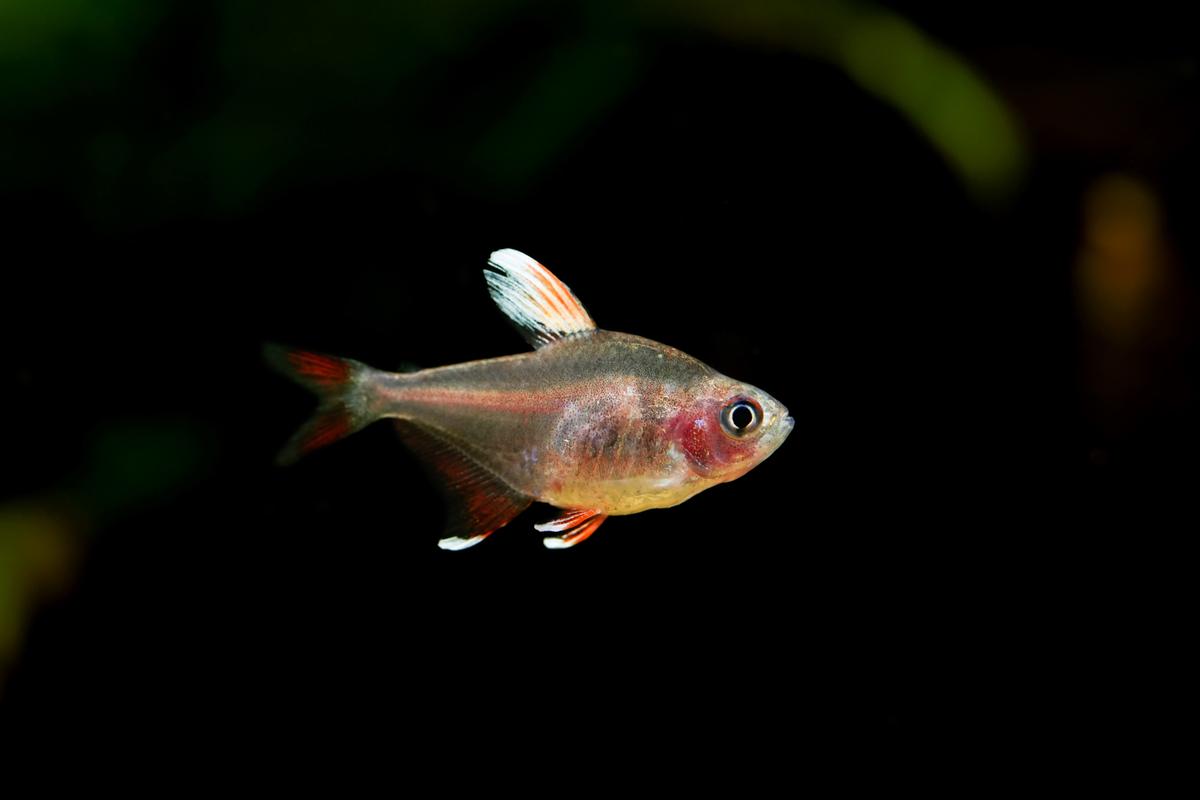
[395,421,531,550]
[534,509,607,549]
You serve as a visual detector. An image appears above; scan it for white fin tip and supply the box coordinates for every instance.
[438,535,486,551]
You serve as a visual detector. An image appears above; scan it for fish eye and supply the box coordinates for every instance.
[720,398,762,438]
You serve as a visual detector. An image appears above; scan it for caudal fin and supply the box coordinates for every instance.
[264,344,378,465]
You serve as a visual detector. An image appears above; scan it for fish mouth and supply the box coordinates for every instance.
[755,410,794,462]
[769,412,795,447]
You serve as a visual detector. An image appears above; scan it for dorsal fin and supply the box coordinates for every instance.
[485,249,596,349]
[395,421,531,550]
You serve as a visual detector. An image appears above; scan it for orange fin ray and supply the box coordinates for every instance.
[394,421,531,551]
[485,249,596,349]
[535,509,607,550]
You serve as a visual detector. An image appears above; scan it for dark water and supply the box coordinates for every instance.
[1,2,1193,783]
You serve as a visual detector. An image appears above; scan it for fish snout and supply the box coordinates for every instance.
[767,406,794,443]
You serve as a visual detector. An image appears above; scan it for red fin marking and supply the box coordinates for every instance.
[275,407,356,466]
[543,271,577,316]
[395,421,532,549]
[301,411,352,455]
[286,350,351,387]
[563,515,605,547]
[533,261,572,316]
[265,344,356,390]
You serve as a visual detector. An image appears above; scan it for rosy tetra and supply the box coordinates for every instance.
[268,249,792,549]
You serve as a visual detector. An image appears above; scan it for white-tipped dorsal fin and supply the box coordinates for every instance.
[486,249,596,349]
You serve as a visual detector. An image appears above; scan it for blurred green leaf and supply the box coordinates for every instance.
[80,420,216,516]
[644,0,1027,203]
[836,10,1025,203]
[471,37,642,188]
[0,0,161,109]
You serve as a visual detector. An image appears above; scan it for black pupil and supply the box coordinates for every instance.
[731,404,755,430]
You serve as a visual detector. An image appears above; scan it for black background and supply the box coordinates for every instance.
[1,1,1194,783]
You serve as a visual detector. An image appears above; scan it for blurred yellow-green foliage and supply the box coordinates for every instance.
[0,0,1023,214]
[0,422,213,695]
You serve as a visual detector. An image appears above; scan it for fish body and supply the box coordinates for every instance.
[269,250,792,549]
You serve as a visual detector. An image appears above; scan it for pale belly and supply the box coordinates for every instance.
[529,439,713,515]
[538,475,712,516]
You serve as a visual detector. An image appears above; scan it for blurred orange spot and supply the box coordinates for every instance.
[1076,174,1165,345]
[0,503,85,697]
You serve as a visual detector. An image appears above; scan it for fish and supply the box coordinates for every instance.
[267,249,793,550]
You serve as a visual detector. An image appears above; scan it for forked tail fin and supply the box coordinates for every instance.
[264,344,379,465]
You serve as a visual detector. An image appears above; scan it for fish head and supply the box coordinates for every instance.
[667,376,793,484]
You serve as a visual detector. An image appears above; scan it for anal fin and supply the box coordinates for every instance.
[395,421,531,551]
[534,509,607,550]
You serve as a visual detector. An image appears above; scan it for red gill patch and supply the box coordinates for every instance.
[668,405,755,476]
